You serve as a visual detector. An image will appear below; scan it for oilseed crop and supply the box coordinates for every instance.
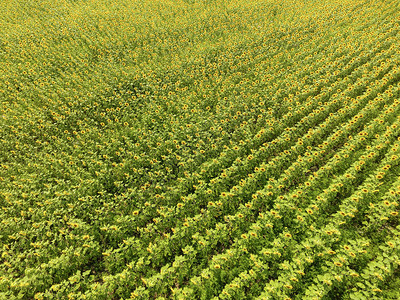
[1,0,400,299]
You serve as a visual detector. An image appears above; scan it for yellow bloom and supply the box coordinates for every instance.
[284,284,293,289]
[387,241,395,248]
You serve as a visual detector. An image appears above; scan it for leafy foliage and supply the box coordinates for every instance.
[1,0,399,299]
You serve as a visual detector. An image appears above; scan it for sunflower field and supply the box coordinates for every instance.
[1,0,400,299]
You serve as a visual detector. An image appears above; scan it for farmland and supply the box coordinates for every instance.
[1,0,400,299]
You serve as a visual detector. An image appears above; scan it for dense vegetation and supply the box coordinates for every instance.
[1,0,399,299]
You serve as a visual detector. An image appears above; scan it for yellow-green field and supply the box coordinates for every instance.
[1,0,400,299]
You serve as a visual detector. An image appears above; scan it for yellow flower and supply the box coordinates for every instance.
[284,284,293,289]
[387,241,395,248]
